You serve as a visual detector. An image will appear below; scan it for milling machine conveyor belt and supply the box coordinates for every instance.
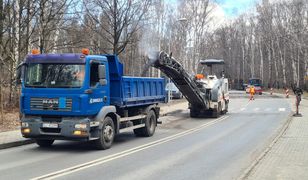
[152,51,207,108]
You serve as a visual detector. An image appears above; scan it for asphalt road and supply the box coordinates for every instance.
[0,91,291,180]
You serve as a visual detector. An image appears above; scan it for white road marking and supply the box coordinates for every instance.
[254,108,260,111]
[265,108,271,111]
[234,101,251,113]
[31,116,229,180]
[279,108,286,112]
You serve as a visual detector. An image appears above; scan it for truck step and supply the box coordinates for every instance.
[119,124,145,133]
[120,114,146,122]
[89,137,99,141]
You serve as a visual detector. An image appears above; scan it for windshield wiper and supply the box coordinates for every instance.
[25,85,48,88]
[46,85,81,88]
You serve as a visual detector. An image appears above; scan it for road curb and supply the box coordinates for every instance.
[0,139,35,150]
[160,109,183,117]
[238,106,294,179]
[159,99,187,117]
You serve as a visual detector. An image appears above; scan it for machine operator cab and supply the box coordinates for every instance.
[195,59,229,106]
[196,59,227,90]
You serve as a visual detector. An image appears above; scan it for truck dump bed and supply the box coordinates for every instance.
[110,77,165,108]
[104,55,165,108]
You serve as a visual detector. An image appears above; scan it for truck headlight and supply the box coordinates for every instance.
[75,123,87,129]
[21,122,29,127]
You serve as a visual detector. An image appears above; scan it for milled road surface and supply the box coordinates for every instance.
[0,91,291,180]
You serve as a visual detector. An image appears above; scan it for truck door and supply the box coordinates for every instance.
[89,60,110,109]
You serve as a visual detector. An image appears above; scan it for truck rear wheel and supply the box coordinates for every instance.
[35,139,54,147]
[213,103,221,118]
[134,110,156,137]
[223,100,229,114]
[94,116,115,150]
[190,109,199,118]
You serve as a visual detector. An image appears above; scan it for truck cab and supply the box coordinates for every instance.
[18,50,165,149]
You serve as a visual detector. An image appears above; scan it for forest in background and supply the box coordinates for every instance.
[0,0,307,115]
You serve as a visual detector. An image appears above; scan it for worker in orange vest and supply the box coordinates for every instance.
[249,85,255,100]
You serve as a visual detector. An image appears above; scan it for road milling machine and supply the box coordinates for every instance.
[151,51,229,118]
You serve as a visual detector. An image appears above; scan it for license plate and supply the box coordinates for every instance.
[42,123,59,128]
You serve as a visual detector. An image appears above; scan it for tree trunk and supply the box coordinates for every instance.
[297,48,300,87]
[272,41,278,86]
[267,42,272,87]
[0,77,3,125]
[241,44,245,80]
[291,48,297,87]
[259,38,264,84]
[251,40,255,77]
[0,0,3,44]
[113,0,118,55]
[280,44,287,86]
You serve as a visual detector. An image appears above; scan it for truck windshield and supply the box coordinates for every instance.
[25,64,85,88]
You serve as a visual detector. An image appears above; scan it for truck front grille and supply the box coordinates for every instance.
[30,98,72,111]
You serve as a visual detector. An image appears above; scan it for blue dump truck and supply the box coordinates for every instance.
[17,49,165,149]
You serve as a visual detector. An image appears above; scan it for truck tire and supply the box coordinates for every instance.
[212,110,219,118]
[190,109,199,118]
[134,110,156,137]
[213,103,221,118]
[36,139,54,147]
[224,100,229,114]
[94,116,115,150]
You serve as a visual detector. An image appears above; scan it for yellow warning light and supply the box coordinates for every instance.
[81,48,90,55]
[32,49,40,55]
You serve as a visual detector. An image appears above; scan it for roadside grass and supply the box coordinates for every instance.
[0,109,20,132]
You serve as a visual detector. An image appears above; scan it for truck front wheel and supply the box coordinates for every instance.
[94,116,115,150]
[35,139,54,147]
[134,110,156,137]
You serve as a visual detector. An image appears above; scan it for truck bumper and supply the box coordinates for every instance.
[20,115,100,141]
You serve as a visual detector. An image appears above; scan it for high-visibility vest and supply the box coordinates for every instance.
[250,87,255,93]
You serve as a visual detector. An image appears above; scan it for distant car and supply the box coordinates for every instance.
[245,78,263,95]
[165,82,183,99]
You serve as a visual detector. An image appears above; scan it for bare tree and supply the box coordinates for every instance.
[84,0,151,55]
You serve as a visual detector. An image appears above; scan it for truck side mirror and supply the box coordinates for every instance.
[98,65,107,85]
[16,62,26,85]
[98,65,106,79]
[99,79,107,86]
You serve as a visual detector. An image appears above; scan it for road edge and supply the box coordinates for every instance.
[237,110,293,180]
[0,139,35,150]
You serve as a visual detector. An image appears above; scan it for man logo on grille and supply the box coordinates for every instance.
[42,99,59,108]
